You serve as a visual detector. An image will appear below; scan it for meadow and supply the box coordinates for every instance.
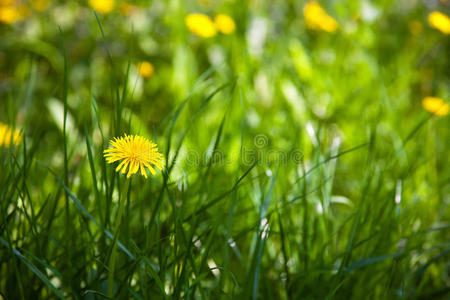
[0,0,449,299]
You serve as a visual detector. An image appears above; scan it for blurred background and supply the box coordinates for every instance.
[1,0,449,159]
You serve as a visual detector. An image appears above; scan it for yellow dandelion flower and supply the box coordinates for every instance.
[422,97,449,116]
[0,0,15,5]
[31,0,50,12]
[214,14,236,34]
[137,61,154,79]
[0,6,20,24]
[428,11,450,34]
[408,20,423,36]
[18,4,30,18]
[89,0,115,14]
[303,1,339,33]
[185,13,217,38]
[118,2,137,16]
[104,134,165,179]
[0,123,21,147]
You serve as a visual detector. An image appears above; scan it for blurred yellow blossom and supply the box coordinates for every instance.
[428,11,450,34]
[422,97,449,116]
[0,0,14,6]
[185,13,217,38]
[31,0,50,12]
[89,0,115,14]
[17,4,29,17]
[0,123,21,147]
[214,14,236,34]
[408,20,423,36]
[0,6,20,24]
[137,61,154,78]
[118,2,137,16]
[303,1,339,32]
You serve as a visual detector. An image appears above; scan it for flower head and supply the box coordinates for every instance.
[422,97,449,116]
[0,0,15,5]
[0,6,20,24]
[137,61,154,78]
[185,13,217,38]
[32,0,50,12]
[104,134,164,179]
[118,2,137,16]
[428,11,450,34]
[214,14,236,34]
[303,1,339,33]
[89,0,115,14]
[0,123,21,147]
[408,20,423,36]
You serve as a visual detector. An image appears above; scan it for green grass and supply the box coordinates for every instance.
[1,0,449,299]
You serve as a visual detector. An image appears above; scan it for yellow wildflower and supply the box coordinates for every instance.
[408,20,423,36]
[137,61,154,79]
[303,1,339,33]
[422,97,449,116]
[185,13,217,38]
[89,0,115,14]
[0,6,20,24]
[118,2,137,16]
[17,4,29,18]
[428,11,450,34]
[0,0,14,6]
[104,134,165,179]
[214,14,236,34]
[0,123,21,147]
[31,0,50,12]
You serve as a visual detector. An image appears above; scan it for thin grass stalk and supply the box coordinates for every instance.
[107,179,131,298]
